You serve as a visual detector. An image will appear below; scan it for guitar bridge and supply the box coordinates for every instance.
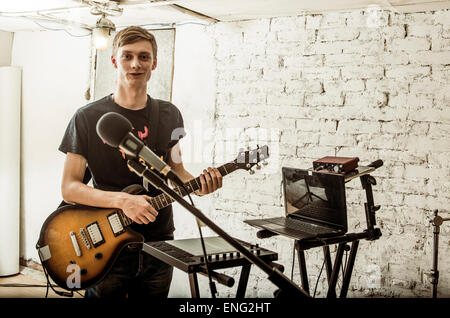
[86,221,105,248]
[108,211,125,237]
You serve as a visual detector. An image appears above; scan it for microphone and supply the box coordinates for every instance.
[96,112,184,187]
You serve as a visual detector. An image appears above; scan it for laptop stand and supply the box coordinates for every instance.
[257,164,382,298]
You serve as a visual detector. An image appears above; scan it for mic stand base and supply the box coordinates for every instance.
[127,159,309,298]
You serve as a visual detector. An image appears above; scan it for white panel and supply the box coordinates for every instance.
[0,66,21,276]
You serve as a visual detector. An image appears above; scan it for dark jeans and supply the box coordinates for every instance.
[85,245,173,299]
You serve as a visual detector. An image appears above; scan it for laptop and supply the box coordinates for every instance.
[244,167,348,241]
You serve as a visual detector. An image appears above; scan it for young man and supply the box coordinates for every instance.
[59,26,222,298]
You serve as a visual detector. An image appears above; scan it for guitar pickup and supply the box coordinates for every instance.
[86,222,105,248]
[108,212,125,237]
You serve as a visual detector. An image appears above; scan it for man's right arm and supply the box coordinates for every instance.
[61,152,158,225]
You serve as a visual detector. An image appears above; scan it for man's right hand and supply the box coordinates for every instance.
[120,193,158,225]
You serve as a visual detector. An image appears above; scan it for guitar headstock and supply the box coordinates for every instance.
[233,145,269,174]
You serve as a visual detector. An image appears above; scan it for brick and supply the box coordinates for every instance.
[324,53,364,66]
[296,118,335,132]
[336,119,380,134]
[304,41,348,55]
[265,41,303,55]
[369,134,408,150]
[262,68,301,82]
[302,66,340,80]
[305,15,322,29]
[320,133,357,147]
[406,135,450,152]
[270,15,306,31]
[409,78,440,94]
[434,10,450,26]
[305,92,344,106]
[345,10,367,27]
[409,109,450,123]
[409,51,450,65]
[216,54,251,70]
[406,24,442,38]
[432,66,450,83]
[380,121,410,134]
[363,52,410,65]
[358,26,405,41]
[277,30,313,43]
[342,40,385,55]
[341,65,384,80]
[365,79,409,93]
[428,123,450,139]
[323,79,365,92]
[284,55,323,68]
[266,91,304,106]
[320,12,347,28]
[385,65,431,79]
[284,79,323,94]
[317,27,360,42]
[345,92,388,107]
[404,12,435,25]
[388,37,431,52]
[432,37,450,51]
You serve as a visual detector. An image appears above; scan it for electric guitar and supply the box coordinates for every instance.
[36,146,269,291]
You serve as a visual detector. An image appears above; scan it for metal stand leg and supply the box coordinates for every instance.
[323,246,333,284]
[326,243,345,298]
[189,272,200,298]
[339,241,359,298]
[295,241,310,294]
[236,264,251,298]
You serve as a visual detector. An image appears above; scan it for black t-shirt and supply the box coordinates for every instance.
[59,94,185,241]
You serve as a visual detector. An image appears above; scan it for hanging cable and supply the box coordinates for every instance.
[180,183,217,298]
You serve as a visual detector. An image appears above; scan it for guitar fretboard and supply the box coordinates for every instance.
[120,162,237,227]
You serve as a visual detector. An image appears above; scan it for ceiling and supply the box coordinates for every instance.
[1,0,450,33]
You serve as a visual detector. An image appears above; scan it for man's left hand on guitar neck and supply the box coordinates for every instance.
[168,143,223,196]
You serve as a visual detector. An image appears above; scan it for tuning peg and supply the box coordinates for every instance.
[262,160,268,166]
[249,169,255,175]
[256,163,261,170]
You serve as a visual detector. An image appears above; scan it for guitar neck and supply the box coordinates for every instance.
[120,161,238,227]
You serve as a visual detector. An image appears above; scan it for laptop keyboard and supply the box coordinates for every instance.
[271,217,337,235]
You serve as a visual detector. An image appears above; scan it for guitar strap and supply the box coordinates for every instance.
[142,97,160,192]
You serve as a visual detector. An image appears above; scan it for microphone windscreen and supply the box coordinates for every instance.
[96,112,132,147]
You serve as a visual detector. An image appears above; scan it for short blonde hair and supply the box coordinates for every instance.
[112,26,157,59]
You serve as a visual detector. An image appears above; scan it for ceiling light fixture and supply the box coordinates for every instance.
[92,14,115,50]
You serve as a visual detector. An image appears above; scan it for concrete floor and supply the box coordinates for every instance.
[0,267,84,298]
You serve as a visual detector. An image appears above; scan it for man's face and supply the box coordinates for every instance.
[111,40,157,89]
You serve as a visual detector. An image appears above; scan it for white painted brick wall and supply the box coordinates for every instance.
[203,8,450,298]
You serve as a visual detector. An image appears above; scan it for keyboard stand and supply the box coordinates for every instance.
[142,236,281,298]
[255,165,382,298]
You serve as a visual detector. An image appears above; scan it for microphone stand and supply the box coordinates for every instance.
[430,209,450,298]
[127,159,309,298]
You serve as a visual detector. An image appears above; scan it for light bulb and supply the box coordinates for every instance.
[93,27,110,50]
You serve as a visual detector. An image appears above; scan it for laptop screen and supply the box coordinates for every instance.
[282,167,347,230]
